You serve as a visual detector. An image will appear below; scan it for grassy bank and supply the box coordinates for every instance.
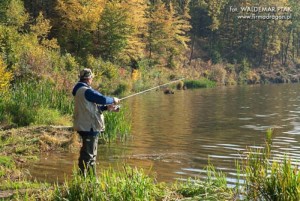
[53,165,234,201]
[0,126,77,200]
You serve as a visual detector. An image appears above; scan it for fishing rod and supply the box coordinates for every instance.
[120,78,185,101]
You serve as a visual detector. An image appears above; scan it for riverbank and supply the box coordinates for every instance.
[0,126,78,199]
[0,126,235,200]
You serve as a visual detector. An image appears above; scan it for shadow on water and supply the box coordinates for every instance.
[30,83,300,184]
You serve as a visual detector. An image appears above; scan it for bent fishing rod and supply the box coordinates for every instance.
[120,78,185,101]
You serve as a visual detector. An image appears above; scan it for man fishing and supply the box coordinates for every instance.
[72,68,120,177]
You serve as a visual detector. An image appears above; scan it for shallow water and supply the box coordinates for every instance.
[30,84,300,184]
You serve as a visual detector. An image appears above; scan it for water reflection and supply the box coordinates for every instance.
[30,84,300,184]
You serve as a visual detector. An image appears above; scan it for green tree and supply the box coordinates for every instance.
[96,1,134,61]
[0,0,28,28]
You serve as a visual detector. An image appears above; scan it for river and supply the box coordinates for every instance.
[30,83,300,185]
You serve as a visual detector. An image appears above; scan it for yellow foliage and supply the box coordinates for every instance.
[30,12,59,50]
[56,0,106,31]
[122,0,148,55]
[30,12,51,38]
[0,58,13,96]
[6,0,29,27]
[131,69,140,81]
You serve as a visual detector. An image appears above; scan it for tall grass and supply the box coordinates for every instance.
[184,77,216,89]
[242,128,300,200]
[10,79,73,114]
[53,166,161,201]
[0,79,131,141]
[53,165,236,201]
[0,79,73,127]
[103,104,131,142]
[175,165,234,200]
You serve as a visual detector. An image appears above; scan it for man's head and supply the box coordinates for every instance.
[79,68,94,84]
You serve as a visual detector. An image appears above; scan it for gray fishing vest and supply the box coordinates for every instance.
[73,86,105,132]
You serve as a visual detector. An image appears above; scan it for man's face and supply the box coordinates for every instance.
[87,77,93,85]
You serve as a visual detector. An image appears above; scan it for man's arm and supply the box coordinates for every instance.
[85,88,114,105]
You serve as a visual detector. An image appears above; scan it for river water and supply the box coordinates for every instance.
[31,84,300,185]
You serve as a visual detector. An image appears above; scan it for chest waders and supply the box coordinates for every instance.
[78,132,99,177]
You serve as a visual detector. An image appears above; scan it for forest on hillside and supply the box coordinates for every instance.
[0,0,300,87]
[0,0,300,127]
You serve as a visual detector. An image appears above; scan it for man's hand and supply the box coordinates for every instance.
[113,97,120,104]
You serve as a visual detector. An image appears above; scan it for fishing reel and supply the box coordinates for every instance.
[113,105,121,111]
[110,104,121,112]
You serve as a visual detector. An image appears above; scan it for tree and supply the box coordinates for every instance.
[96,1,134,61]
[122,0,148,57]
[30,12,59,49]
[56,0,105,56]
[0,0,28,28]
[146,1,190,67]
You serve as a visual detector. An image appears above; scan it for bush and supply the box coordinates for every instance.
[208,64,227,84]
[113,82,131,96]
[176,80,184,90]
[0,57,13,96]
[246,70,260,84]
[237,58,251,84]
[225,74,237,85]
[211,50,222,64]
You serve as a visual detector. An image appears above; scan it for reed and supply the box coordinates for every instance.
[103,104,131,142]
[184,78,216,89]
[242,129,300,200]
[0,79,131,141]
[53,166,161,201]
[175,165,235,200]
[10,80,73,115]
[0,79,72,127]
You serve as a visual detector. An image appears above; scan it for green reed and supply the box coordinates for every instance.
[242,128,300,200]
[1,79,131,141]
[184,78,216,89]
[53,166,161,201]
[103,104,131,142]
[0,79,73,127]
[10,79,73,115]
[175,165,235,200]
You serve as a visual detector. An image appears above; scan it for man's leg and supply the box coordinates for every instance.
[78,134,99,177]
